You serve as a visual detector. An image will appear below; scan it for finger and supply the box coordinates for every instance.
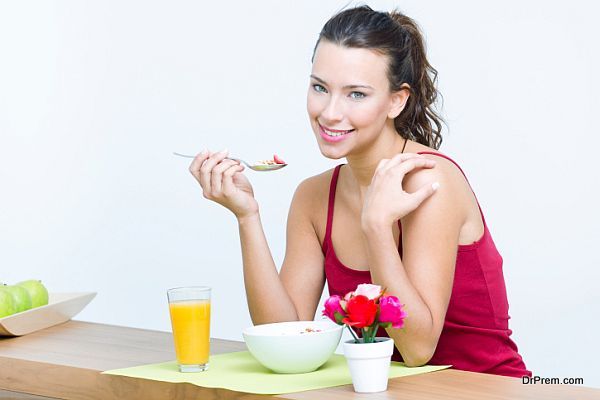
[411,181,440,207]
[222,164,245,196]
[198,150,214,196]
[199,149,229,194]
[382,153,425,172]
[211,158,239,194]
[395,158,437,176]
[189,149,209,181]
[375,158,390,174]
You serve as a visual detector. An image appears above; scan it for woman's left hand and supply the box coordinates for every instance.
[361,153,439,229]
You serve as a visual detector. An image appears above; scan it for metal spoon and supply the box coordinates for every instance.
[172,152,287,171]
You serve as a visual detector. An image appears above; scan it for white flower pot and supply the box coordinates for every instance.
[343,337,394,393]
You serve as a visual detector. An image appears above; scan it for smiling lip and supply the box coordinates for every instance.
[318,123,355,143]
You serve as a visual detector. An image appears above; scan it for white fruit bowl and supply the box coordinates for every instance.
[242,319,343,374]
[0,292,96,336]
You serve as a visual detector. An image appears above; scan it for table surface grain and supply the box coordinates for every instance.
[0,320,598,400]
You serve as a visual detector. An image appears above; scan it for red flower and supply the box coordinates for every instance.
[341,295,377,328]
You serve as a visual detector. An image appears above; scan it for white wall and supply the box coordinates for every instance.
[1,0,598,387]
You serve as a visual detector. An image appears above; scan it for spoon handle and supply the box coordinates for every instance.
[172,152,249,167]
[226,157,251,168]
[172,152,195,158]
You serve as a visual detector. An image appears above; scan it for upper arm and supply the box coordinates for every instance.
[401,157,469,337]
[279,176,327,321]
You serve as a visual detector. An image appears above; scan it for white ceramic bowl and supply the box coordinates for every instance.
[242,320,343,374]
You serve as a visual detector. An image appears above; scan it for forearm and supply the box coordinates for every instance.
[238,213,299,325]
[363,224,437,366]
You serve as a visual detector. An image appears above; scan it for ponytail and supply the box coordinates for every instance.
[387,11,443,149]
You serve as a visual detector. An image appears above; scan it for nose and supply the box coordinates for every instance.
[320,95,344,124]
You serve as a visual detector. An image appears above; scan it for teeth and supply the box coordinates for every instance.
[323,128,351,137]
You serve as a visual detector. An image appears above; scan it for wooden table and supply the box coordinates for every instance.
[0,321,598,399]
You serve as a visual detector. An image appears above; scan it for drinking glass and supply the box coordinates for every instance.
[167,286,211,372]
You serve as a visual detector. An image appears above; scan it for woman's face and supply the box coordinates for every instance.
[307,40,404,160]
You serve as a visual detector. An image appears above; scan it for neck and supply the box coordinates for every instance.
[345,127,408,191]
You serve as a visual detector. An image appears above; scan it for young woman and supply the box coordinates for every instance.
[189,6,530,378]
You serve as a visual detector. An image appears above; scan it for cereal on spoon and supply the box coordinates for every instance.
[256,154,286,165]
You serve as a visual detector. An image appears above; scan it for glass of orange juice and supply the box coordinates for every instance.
[167,286,211,372]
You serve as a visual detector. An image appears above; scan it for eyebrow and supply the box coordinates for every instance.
[310,74,374,90]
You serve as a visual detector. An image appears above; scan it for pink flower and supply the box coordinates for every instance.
[322,295,346,324]
[354,284,382,300]
[378,296,407,329]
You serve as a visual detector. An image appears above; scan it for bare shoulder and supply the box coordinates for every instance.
[290,168,335,240]
[403,150,475,217]
[402,147,485,246]
[293,168,335,205]
[405,149,469,188]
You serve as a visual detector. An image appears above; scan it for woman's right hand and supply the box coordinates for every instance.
[189,149,259,219]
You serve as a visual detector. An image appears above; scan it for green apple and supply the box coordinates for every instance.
[0,287,17,318]
[3,285,32,313]
[16,280,49,308]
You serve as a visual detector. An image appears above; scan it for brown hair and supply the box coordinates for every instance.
[313,6,444,149]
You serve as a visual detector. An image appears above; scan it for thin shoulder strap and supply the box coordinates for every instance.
[324,164,343,245]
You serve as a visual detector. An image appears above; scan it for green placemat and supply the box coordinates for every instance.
[103,351,450,395]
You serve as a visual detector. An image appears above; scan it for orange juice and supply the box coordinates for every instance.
[169,300,211,365]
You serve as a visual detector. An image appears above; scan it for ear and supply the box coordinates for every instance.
[388,84,410,119]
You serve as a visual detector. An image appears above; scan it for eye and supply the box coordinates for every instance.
[349,91,366,99]
[312,84,328,93]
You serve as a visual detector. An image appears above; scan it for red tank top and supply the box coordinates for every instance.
[322,151,531,378]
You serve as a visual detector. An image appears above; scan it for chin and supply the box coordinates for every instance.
[317,143,348,160]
